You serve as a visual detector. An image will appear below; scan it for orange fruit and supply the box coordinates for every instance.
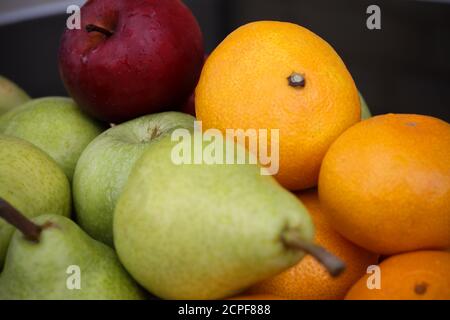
[229,294,284,300]
[319,114,450,255]
[196,21,360,191]
[346,251,450,300]
[248,190,378,300]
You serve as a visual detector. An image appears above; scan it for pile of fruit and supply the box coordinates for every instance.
[0,0,449,300]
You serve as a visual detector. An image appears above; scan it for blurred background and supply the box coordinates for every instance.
[0,0,449,121]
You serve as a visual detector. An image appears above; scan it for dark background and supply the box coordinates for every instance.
[0,0,449,121]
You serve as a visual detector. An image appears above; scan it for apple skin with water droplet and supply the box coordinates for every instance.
[58,0,204,124]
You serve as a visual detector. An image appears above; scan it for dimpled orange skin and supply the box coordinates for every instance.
[248,190,378,300]
[346,251,450,300]
[195,21,360,191]
[319,114,450,255]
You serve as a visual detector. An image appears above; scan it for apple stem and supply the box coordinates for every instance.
[0,198,42,243]
[85,24,114,37]
[282,229,345,277]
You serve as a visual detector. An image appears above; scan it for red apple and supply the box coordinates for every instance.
[58,0,204,123]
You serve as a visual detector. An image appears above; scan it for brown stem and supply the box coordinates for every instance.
[85,24,114,37]
[0,198,42,242]
[288,72,306,88]
[282,229,345,277]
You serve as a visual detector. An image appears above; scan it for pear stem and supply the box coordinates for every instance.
[282,229,345,277]
[85,24,114,37]
[0,198,42,243]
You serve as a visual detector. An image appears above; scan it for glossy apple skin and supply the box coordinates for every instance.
[59,0,204,123]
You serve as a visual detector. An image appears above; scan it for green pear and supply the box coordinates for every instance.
[0,200,145,300]
[359,92,372,120]
[114,131,344,300]
[74,112,195,246]
[0,135,70,267]
[0,76,30,116]
[0,97,106,180]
